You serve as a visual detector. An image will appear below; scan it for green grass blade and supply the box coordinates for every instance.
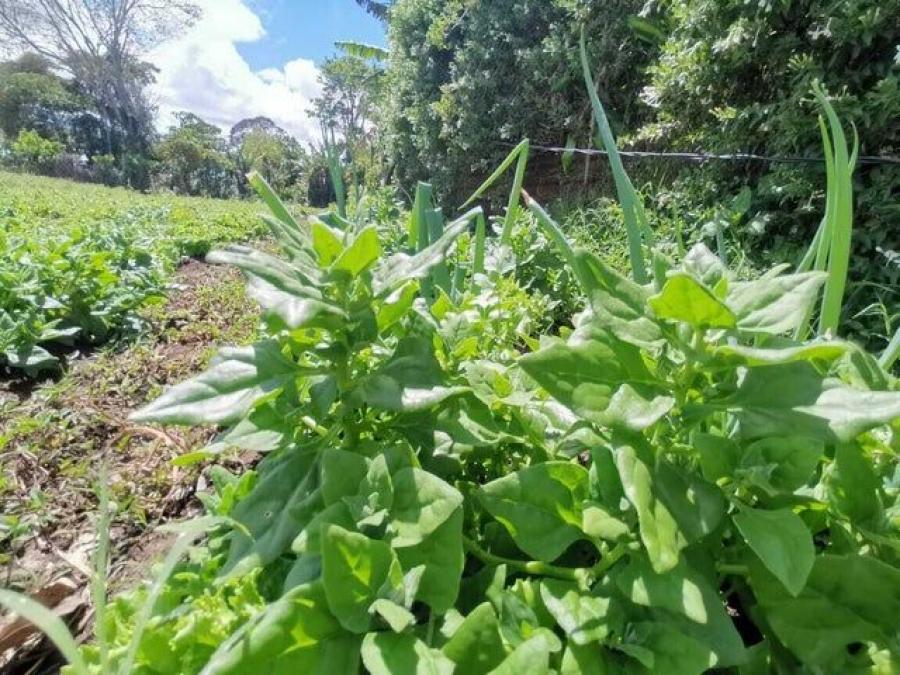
[523,191,586,291]
[120,529,202,674]
[500,139,529,245]
[0,590,88,675]
[580,27,648,283]
[473,212,486,275]
[813,83,853,336]
[460,139,529,210]
[92,466,113,673]
[879,328,900,371]
[410,182,433,253]
[326,149,346,219]
[248,172,305,237]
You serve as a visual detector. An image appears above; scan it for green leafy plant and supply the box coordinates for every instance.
[4,92,900,675]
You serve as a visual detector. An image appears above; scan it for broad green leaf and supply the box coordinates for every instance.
[691,433,739,484]
[375,207,481,296]
[573,249,661,349]
[205,403,294,455]
[752,554,900,666]
[387,467,463,547]
[488,629,561,675]
[208,244,323,296]
[539,580,616,645]
[681,243,728,288]
[201,582,360,675]
[395,509,464,613]
[361,633,454,675]
[581,502,630,542]
[368,599,416,633]
[311,219,344,265]
[649,273,735,328]
[723,362,900,442]
[612,556,746,666]
[599,384,674,432]
[479,462,589,561]
[733,507,814,596]
[737,436,822,494]
[225,449,322,574]
[826,441,881,526]
[131,341,297,426]
[321,448,369,506]
[247,275,346,329]
[654,462,724,542]
[321,525,402,633]
[726,273,826,335]
[560,643,613,675]
[442,602,508,673]
[331,226,381,277]
[619,622,715,675]
[518,326,655,423]
[616,444,686,573]
[377,280,418,331]
[711,341,850,367]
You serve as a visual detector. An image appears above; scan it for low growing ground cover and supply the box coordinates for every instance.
[0,172,264,374]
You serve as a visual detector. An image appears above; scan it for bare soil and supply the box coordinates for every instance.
[0,259,259,673]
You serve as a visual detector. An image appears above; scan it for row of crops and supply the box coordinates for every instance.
[0,173,264,374]
[3,57,898,674]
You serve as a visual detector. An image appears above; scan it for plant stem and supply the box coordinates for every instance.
[716,563,749,576]
[463,538,629,585]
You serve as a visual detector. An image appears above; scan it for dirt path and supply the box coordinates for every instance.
[0,259,259,672]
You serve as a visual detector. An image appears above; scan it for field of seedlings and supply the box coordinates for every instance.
[0,173,264,376]
[1,35,898,674]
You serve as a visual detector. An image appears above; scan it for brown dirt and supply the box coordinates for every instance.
[0,259,259,672]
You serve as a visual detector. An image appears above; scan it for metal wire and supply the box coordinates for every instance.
[499,142,900,167]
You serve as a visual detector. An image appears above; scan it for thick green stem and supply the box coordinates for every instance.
[463,538,629,586]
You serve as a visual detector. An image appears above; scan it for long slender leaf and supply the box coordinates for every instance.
[460,139,529,210]
[523,191,585,291]
[473,213,486,275]
[580,27,648,283]
[813,83,854,336]
[500,140,529,245]
[248,172,306,241]
[92,466,113,673]
[879,328,900,371]
[0,590,88,675]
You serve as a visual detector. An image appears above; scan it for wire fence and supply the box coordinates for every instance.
[499,142,900,167]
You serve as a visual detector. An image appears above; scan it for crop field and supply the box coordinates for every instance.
[1,56,898,674]
[1,0,899,671]
[0,173,264,376]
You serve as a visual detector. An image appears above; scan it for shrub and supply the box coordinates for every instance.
[11,129,63,172]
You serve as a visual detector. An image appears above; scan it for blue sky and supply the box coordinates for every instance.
[149,0,387,144]
[241,0,387,69]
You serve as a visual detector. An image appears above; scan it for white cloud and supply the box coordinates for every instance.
[149,0,322,145]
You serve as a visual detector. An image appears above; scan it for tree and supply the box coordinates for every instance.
[155,112,233,197]
[353,0,393,21]
[310,54,384,148]
[229,117,305,196]
[0,0,199,186]
[0,53,82,141]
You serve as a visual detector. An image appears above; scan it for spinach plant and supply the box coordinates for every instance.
[4,95,900,675]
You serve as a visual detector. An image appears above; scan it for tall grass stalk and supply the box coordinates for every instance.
[579,28,649,284]
[812,83,855,336]
[460,138,530,246]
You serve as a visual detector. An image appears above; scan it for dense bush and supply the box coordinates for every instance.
[636,0,900,347]
[381,0,654,200]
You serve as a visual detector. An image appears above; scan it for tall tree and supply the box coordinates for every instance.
[353,0,392,21]
[0,0,199,185]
